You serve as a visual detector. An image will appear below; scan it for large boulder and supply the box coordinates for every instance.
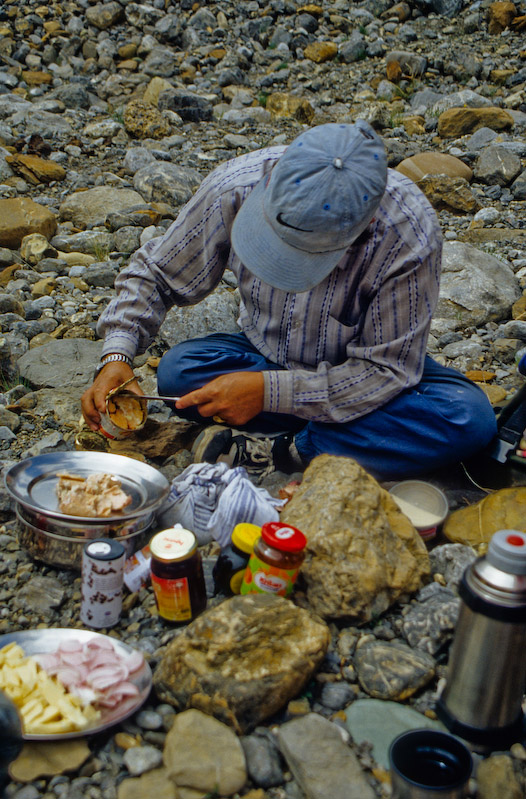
[152,593,330,733]
[0,198,56,248]
[280,454,430,622]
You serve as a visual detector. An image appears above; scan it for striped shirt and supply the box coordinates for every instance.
[98,146,442,424]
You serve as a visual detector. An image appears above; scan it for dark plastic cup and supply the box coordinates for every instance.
[389,729,473,799]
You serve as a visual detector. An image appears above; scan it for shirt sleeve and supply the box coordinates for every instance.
[97,167,237,358]
[262,236,442,424]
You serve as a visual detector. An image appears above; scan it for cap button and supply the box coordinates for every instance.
[333,157,343,169]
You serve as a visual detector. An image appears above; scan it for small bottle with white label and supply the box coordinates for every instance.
[80,538,126,629]
[240,522,307,598]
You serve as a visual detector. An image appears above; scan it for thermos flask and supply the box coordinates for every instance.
[0,690,23,789]
[436,529,526,750]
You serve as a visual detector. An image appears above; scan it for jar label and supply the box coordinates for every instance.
[151,574,191,621]
[240,554,300,597]
[229,569,245,595]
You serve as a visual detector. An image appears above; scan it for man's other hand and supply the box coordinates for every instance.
[176,371,264,426]
[81,362,141,431]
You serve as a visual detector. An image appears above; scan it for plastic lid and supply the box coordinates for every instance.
[150,526,197,562]
[487,530,526,575]
[84,538,125,560]
[231,523,261,554]
[261,522,307,553]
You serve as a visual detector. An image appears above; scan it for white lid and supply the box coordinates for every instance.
[150,526,196,561]
[487,530,526,575]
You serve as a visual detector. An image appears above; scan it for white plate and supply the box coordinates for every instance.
[4,451,170,523]
[0,628,152,740]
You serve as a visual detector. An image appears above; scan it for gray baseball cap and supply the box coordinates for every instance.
[231,120,388,293]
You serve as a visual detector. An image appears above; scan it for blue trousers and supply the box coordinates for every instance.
[157,332,498,480]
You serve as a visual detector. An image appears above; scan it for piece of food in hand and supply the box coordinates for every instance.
[0,643,100,735]
[56,472,132,517]
[106,394,146,431]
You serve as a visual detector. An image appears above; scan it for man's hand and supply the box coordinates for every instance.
[81,362,142,431]
[176,371,264,426]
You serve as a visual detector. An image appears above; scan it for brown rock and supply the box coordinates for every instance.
[297,4,324,15]
[142,77,174,107]
[487,1,517,33]
[402,116,425,135]
[489,68,516,83]
[280,454,430,623]
[386,61,402,82]
[266,93,315,124]
[152,594,330,733]
[123,100,172,139]
[476,754,522,799]
[460,228,526,245]
[117,59,138,71]
[416,175,480,213]
[437,107,514,137]
[396,152,473,182]
[464,370,496,382]
[118,43,137,59]
[118,768,177,799]
[109,417,198,459]
[303,41,338,63]
[6,153,66,185]
[476,383,508,406]
[512,294,526,320]
[163,710,246,795]
[443,487,526,547]
[0,198,57,248]
[381,1,411,19]
[21,70,53,85]
[9,740,90,782]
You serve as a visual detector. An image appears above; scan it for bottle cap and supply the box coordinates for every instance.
[261,522,307,553]
[231,523,261,554]
[150,525,197,562]
[487,530,526,575]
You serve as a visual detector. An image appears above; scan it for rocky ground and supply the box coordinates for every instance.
[1,0,526,796]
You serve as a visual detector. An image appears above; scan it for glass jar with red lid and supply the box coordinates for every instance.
[240,521,307,597]
[150,526,207,623]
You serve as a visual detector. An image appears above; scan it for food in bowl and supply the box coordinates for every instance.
[56,472,132,518]
[107,394,146,431]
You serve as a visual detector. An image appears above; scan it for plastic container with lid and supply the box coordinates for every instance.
[212,522,261,596]
[240,521,307,597]
[149,525,207,623]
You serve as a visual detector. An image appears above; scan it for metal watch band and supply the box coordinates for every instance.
[101,353,132,367]
[93,353,132,380]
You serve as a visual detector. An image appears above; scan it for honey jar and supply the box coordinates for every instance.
[240,521,307,597]
[212,522,261,596]
[150,526,207,623]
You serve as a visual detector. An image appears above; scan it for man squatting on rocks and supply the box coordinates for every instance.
[82,121,498,481]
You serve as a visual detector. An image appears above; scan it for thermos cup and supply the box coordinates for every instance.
[436,529,526,750]
[389,729,472,799]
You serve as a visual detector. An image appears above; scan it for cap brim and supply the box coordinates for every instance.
[231,177,348,293]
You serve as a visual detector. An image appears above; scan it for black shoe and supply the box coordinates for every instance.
[191,425,297,479]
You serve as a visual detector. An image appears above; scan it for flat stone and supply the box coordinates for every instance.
[443,487,526,546]
[344,699,444,770]
[117,768,177,799]
[278,713,376,799]
[59,187,145,229]
[163,709,246,795]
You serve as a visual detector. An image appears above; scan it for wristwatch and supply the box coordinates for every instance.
[93,353,133,379]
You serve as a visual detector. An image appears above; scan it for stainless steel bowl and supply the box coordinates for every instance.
[5,451,170,570]
[16,507,153,570]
